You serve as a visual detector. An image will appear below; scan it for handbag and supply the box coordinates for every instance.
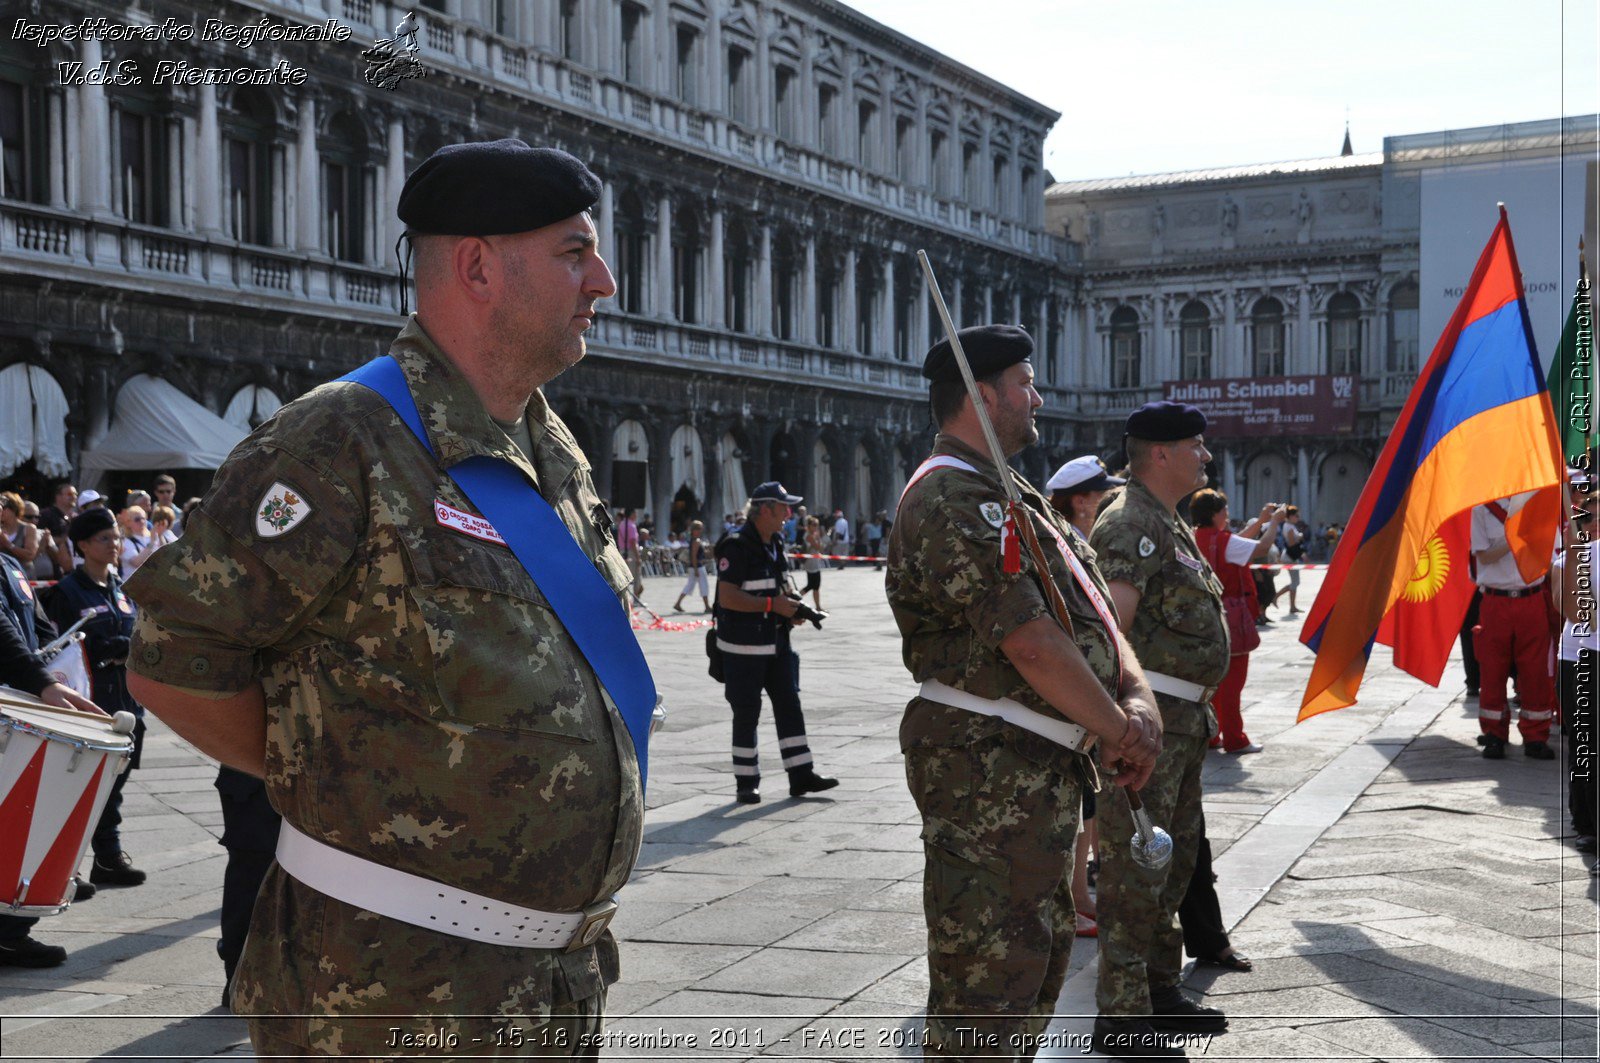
[1206,531,1261,656]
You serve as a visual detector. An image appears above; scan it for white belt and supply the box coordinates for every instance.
[1143,670,1216,704]
[274,822,616,951]
[918,679,1093,752]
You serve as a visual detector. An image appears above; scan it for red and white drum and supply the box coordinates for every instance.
[0,689,135,916]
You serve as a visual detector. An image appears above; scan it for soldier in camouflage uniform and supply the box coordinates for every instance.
[127,141,641,1059]
[1089,401,1232,1060]
[887,326,1163,1061]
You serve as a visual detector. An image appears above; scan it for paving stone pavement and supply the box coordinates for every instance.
[0,567,1594,1061]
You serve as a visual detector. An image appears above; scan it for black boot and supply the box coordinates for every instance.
[0,936,66,968]
[735,784,761,805]
[1148,985,1228,1033]
[90,851,147,887]
[1524,741,1555,760]
[1482,737,1506,760]
[788,770,839,798]
[1092,1017,1187,1059]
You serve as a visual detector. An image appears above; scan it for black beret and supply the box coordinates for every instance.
[922,325,1034,383]
[1125,401,1208,442]
[398,139,602,236]
[68,506,116,544]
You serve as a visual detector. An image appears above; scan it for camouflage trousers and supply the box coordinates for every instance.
[247,987,605,1059]
[905,730,1084,1061]
[1094,730,1208,1018]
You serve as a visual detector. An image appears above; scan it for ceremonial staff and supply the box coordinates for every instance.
[914,250,1172,870]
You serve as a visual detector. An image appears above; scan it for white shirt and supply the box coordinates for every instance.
[1555,542,1599,660]
[1470,492,1542,591]
[833,516,849,542]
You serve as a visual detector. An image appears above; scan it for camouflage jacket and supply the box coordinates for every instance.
[1090,477,1228,734]
[886,435,1121,776]
[127,318,643,1038]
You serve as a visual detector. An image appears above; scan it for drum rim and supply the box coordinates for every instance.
[0,715,134,756]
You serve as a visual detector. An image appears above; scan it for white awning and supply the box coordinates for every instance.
[717,433,747,516]
[79,375,248,472]
[223,385,284,430]
[0,364,71,478]
[668,424,704,501]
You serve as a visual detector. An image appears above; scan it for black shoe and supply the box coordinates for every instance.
[1482,737,1506,760]
[1148,986,1228,1033]
[1092,1017,1187,1059]
[1574,835,1597,853]
[73,878,96,902]
[735,788,761,805]
[1465,686,1480,699]
[90,851,147,887]
[0,935,66,968]
[1475,734,1491,746]
[1524,741,1556,760]
[788,772,839,798]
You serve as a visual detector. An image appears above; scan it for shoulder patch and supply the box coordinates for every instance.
[1138,535,1157,558]
[979,501,1006,528]
[255,481,312,539]
[718,557,730,572]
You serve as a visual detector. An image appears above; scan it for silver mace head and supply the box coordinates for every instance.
[1127,792,1174,870]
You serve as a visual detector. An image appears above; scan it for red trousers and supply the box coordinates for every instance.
[1475,591,1555,743]
[1213,652,1252,751]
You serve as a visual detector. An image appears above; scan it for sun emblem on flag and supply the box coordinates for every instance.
[1400,535,1451,603]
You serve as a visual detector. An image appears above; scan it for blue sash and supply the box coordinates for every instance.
[339,356,657,791]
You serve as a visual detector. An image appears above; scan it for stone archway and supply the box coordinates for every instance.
[1317,449,1371,530]
[1241,450,1293,515]
[611,419,650,511]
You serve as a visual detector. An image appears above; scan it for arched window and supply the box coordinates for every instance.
[0,46,51,204]
[673,203,703,324]
[1252,297,1285,377]
[1387,281,1419,373]
[724,218,752,333]
[772,230,799,340]
[1111,305,1140,388]
[1179,301,1211,381]
[224,88,276,246]
[1327,292,1361,375]
[855,256,878,355]
[613,189,649,314]
[114,74,175,226]
[322,111,368,263]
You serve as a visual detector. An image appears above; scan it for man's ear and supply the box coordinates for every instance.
[454,237,495,303]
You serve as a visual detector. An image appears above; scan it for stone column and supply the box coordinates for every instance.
[841,247,857,352]
[655,191,673,319]
[915,274,930,356]
[46,90,66,208]
[983,284,993,322]
[78,37,111,214]
[1036,293,1049,375]
[950,275,962,329]
[708,206,726,328]
[166,118,183,225]
[599,180,615,261]
[295,95,320,251]
[757,224,773,338]
[1151,291,1168,381]
[802,233,817,344]
[195,83,222,234]
[881,254,897,357]
[1221,291,1236,378]
[385,114,406,266]
[1297,282,1312,374]
[1222,449,1238,505]
[1296,446,1311,508]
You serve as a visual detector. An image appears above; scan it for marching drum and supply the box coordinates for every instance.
[0,688,135,916]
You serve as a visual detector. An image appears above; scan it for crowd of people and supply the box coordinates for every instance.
[2,136,1591,1063]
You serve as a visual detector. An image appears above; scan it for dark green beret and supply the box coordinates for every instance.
[922,325,1034,383]
[398,139,601,236]
[1125,401,1208,441]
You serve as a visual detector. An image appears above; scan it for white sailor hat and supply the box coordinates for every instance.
[1046,455,1126,494]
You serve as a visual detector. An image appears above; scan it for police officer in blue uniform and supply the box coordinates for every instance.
[44,508,147,888]
[714,482,839,804]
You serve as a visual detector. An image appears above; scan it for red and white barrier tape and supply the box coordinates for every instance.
[789,552,884,562]
[1247,563,1329,570]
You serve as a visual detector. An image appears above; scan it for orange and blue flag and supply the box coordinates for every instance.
[1298,208,1564,720]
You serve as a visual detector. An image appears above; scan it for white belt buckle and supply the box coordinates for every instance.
[568,899,618,952]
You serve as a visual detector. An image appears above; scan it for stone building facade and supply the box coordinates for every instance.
[0,0,1075,530]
